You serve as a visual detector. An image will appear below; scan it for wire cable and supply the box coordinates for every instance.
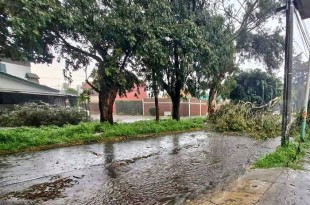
[235,0,282,52]
[294,10,310,51]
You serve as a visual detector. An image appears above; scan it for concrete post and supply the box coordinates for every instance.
[188,98,191,117]
[200,100,202,116]
[142,98,145,116]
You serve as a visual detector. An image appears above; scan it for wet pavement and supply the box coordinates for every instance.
[0,131,280,205]
[191,151,310,205]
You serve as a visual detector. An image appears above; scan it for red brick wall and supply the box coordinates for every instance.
[144,101,171,116]
[143,98,208,116]
[89,98,208,116]
[179,102,189,116]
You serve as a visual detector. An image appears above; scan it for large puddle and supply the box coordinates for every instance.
[0,131,279,204]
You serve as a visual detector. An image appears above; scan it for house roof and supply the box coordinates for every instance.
[0,71,66,96]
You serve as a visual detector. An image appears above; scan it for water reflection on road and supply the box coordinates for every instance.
[0,131,279,205]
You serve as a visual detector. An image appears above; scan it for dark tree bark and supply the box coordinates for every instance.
[208,86,217,115]
[171,41,181,121]
[154,93,159,121]
[98,87,117,124]
[86,75,118,124]
[171,92,181,121]
[151,69,160,121]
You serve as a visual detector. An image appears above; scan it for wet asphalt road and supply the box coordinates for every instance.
[0,131,279,205]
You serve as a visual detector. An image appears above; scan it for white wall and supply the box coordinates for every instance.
[0,74,57,94]
[1,61,31,79]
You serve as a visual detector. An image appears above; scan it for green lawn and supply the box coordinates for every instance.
[253,133,310,169]
[0,118,206,154]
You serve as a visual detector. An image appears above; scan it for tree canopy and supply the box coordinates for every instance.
[229,69,282,105]
[1,0,286,122]
[3,0,144,123]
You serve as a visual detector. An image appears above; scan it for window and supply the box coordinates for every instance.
[0,63,7,73]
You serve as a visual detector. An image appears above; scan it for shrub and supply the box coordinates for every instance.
[210,103,281,139]
[0,103,89,127]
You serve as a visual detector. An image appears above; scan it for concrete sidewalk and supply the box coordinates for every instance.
[193,154,310,205]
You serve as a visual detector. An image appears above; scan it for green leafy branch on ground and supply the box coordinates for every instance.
[209,102,281,139]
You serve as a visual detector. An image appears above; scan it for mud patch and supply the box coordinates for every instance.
[1,177,77,201]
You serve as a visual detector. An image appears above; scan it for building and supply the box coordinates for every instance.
[0,59,76,111]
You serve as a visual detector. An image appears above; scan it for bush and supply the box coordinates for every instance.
[210,103,281,139]
[0,103,89,127]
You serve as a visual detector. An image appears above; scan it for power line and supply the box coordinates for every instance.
[302,20,310,44]
[293,41,309,58]
[294,10,310,52]
[235,0,282,53]
[294,40,306,54]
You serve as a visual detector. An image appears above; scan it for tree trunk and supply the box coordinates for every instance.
[152,69,160,121]
[154,93,159,121]
[208,87,218,115]
[171,95,181,121]
[98,87,117,124]
[171,40,181,121]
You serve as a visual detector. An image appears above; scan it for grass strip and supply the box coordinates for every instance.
[253,131,310,169]
[0,118,206,155]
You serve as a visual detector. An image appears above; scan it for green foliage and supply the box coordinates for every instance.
[2,0,285,122]
[253,142,303,169]
[229,69,282,105]
[254,110,310,169]
[253,127,310,169]
[65,88,78,95]
[78,90,91,104]
[236,30,285,72]
[0,103,89,127]
[3,0,144,122]
[0,118,205,154]
[221,0,285,73]
[219,76,237,100]
[136,0,213,120]
[210,103,281,139]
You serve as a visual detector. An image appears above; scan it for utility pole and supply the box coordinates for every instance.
[281,0,294,146]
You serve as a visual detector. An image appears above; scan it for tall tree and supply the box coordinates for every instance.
[218,0,285,73]
[138,0,210,120]
[198,0,285,113]
[187,14,236,114]
[229,69,282,105]
[4,0,142,124]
